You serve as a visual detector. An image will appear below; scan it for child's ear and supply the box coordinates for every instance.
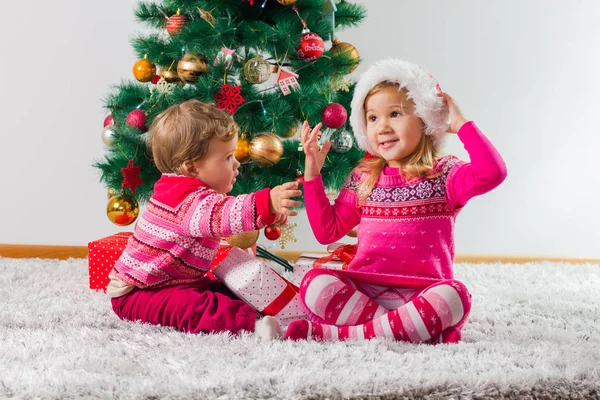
[183,161,197,176]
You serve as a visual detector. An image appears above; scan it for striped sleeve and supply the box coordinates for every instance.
[183,188,275,238]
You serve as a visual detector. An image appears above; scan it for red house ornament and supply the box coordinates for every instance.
[275,67,300,96]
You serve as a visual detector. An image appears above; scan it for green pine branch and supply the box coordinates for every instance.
[95,0,367,206]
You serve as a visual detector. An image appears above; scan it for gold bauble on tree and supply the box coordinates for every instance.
[249,133,284,167]
[133,55,156,82]
[225,230,259,249]
[107,194,139,226]
[329,39,360,73]
[159,68,182,84]
[277,0,297,5]
[279,124,298,139]
[177,53,208,83]
[234,134,251,163]
[243,57,271,84]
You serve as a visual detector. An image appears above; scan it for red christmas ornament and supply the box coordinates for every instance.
[121,159,143,194]
[264,225,281,241]
[103,114,113,127]
[297,29,324,62]
[126,109,147,132]
[151,75,161,84]
[322,103,348,129]
[214,84,246,114]
[166,12,188,36]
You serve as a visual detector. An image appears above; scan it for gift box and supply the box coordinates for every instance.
[206,241,256,279]
[87,232,133,292]
[212,247,307,329]
[291,243,357,286]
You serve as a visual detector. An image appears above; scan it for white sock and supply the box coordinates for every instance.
[254,316,282,340]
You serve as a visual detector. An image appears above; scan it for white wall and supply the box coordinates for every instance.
[1,0,598,258]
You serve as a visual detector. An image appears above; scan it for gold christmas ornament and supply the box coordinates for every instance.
[234,134,251,163]
[329,39,360,73]
[243,57,271,84]
[177,53,208,83]
[106,195,139,226]
[133,55,156,82]
[249,133,284,167]
[159,68,183,84]
[225,230,259,249]
[279,124,298,139]
[277,0,297,5]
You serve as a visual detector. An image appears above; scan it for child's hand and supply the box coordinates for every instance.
[438,92,468,134]
[272,214,289,226]
[269,182,302,217]
[301,121,331,181]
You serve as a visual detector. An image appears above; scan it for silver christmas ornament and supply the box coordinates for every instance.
[330,130,353,153]
[101,124,118,146]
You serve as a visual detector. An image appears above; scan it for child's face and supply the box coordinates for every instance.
[365,86,424,168]
[190,134,240,194]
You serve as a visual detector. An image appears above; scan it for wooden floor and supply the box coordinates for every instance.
[0,244,599,264]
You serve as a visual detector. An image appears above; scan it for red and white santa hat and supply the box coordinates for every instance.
[350,58,449,155]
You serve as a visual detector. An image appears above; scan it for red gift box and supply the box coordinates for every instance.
[87,232,133,292]
[291,244,357,286]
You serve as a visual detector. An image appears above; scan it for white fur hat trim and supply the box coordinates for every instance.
[350,58,449,155]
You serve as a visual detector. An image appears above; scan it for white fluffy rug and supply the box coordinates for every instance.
[1,257,599,399]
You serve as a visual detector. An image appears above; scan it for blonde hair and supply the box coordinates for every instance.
[147,100,239,175]
[357,81,440,203]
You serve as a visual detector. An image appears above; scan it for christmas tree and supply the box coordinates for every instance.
[96,0,367,248]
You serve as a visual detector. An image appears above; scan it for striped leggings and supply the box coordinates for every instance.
[286,268,471,343]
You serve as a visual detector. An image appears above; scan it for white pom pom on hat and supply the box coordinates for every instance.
[349,58,449,155]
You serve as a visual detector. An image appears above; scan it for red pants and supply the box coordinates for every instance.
[111,279,257,334]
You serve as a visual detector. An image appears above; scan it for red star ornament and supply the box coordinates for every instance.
[214,84,245,114]
[121,159,143,194]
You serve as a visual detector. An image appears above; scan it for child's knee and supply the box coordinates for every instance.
[300,268,338,290]
[445,280,471,325]
[425,280,471,324]
[452,280,471,311]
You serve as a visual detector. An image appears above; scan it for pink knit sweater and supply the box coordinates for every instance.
[110,174,275,289]
[303,121,507,286]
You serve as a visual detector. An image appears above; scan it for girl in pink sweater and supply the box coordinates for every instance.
[285,59,507,343]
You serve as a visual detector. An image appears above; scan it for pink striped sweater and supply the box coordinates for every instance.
[109,174,275,290]
[303,121,507,286]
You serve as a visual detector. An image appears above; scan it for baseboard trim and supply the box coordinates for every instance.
[0,244,89,260]
[0,244,599,264]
